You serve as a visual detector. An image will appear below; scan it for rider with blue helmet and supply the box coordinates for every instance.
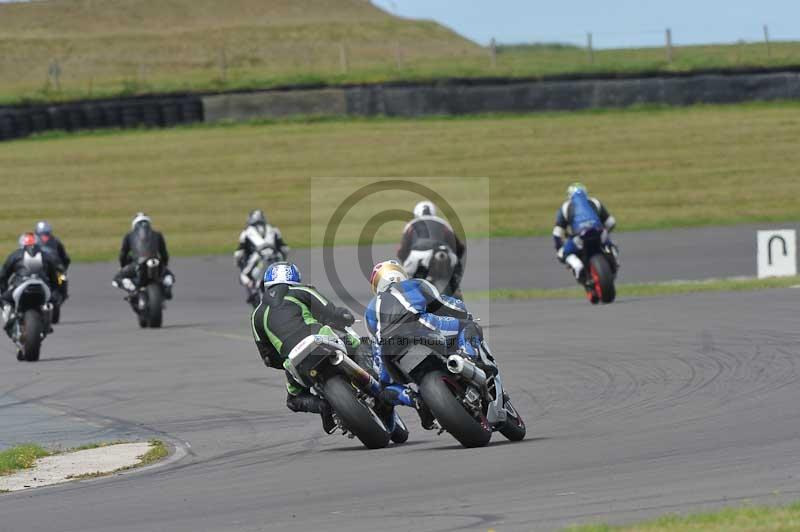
[553,183,617,281]
[250,262,356,433]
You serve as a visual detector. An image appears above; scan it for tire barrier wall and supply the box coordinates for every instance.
[2,71,799,141]
[0,96,203,142]
[203,71,800,123]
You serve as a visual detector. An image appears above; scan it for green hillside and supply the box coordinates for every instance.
[0,0,483,103]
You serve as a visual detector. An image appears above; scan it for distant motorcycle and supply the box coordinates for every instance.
[6,275,54,362]
[285,326,409,449]
[403,240,459,296]
[127,257,166,328]
[242,245,284,308]
[574,228,619,304]
[377,328,525,448]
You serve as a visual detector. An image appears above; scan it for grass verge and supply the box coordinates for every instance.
[64,440,169,481]
[471,276,800,301]
[2,101,799,261]
[565,501,800,531]
[1,440,168,485]
[0,444,50,477]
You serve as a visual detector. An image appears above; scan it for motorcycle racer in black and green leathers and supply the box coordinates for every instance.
[250,262,357,433]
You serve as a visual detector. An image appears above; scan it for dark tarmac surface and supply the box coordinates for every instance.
[1,230,800,531]
[307,223,800,294]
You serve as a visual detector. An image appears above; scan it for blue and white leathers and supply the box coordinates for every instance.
[569,189,603,233]
[365,278,474,407]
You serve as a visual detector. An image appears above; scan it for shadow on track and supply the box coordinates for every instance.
[411,436,550,452]
[319,440,428,453]
[36,354,107,363]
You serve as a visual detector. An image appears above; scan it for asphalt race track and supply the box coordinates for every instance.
[2,236,800,531]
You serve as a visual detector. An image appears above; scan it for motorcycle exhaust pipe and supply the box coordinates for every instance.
[447,354,487,387]
[331,352,382,396]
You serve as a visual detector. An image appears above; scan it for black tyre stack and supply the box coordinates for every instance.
[0,95,204,142]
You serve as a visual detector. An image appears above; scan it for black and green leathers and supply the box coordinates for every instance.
[251,283,355,386]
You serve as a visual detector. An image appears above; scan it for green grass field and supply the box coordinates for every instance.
[566,502,800,531]
[0,0,798,104]
[3,101,799,261]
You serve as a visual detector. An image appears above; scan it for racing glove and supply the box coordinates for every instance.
[334,308,355,327]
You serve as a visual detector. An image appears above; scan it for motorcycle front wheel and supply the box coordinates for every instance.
[146,283,163,328]
[22,309,43,362]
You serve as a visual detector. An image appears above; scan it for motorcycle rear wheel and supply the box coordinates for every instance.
[420,370,492,448]
[589,254,616,304]
[323,375,391,449]
[22,309,43,362]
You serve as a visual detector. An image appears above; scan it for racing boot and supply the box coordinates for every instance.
[162,273,174,301]
[413,395,437,431]
[379,385,436,430]
[565,254,585,283]
[2,303,14,338]
[286,387,336,434]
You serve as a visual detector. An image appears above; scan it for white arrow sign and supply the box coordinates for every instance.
[757,230,797,278]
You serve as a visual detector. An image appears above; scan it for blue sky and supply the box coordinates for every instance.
[372,0,800,48]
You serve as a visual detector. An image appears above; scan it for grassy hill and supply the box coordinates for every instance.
[0,0,483,103]
[1,1,799,105]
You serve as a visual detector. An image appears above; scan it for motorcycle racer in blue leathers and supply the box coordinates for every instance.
[364,260,496,430]
[553,182,618,282]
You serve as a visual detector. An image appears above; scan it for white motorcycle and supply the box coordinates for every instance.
[6,275,53,362]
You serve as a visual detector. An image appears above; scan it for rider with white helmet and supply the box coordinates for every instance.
[398,200,466,297]
[113,212,175,299]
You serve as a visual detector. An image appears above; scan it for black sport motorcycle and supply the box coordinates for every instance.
[127,257,166,328]
[284,326,409,449]
[404,240,460,296]
[6,275,54,362]
[379,329,525,448]
[574,228,619,304]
